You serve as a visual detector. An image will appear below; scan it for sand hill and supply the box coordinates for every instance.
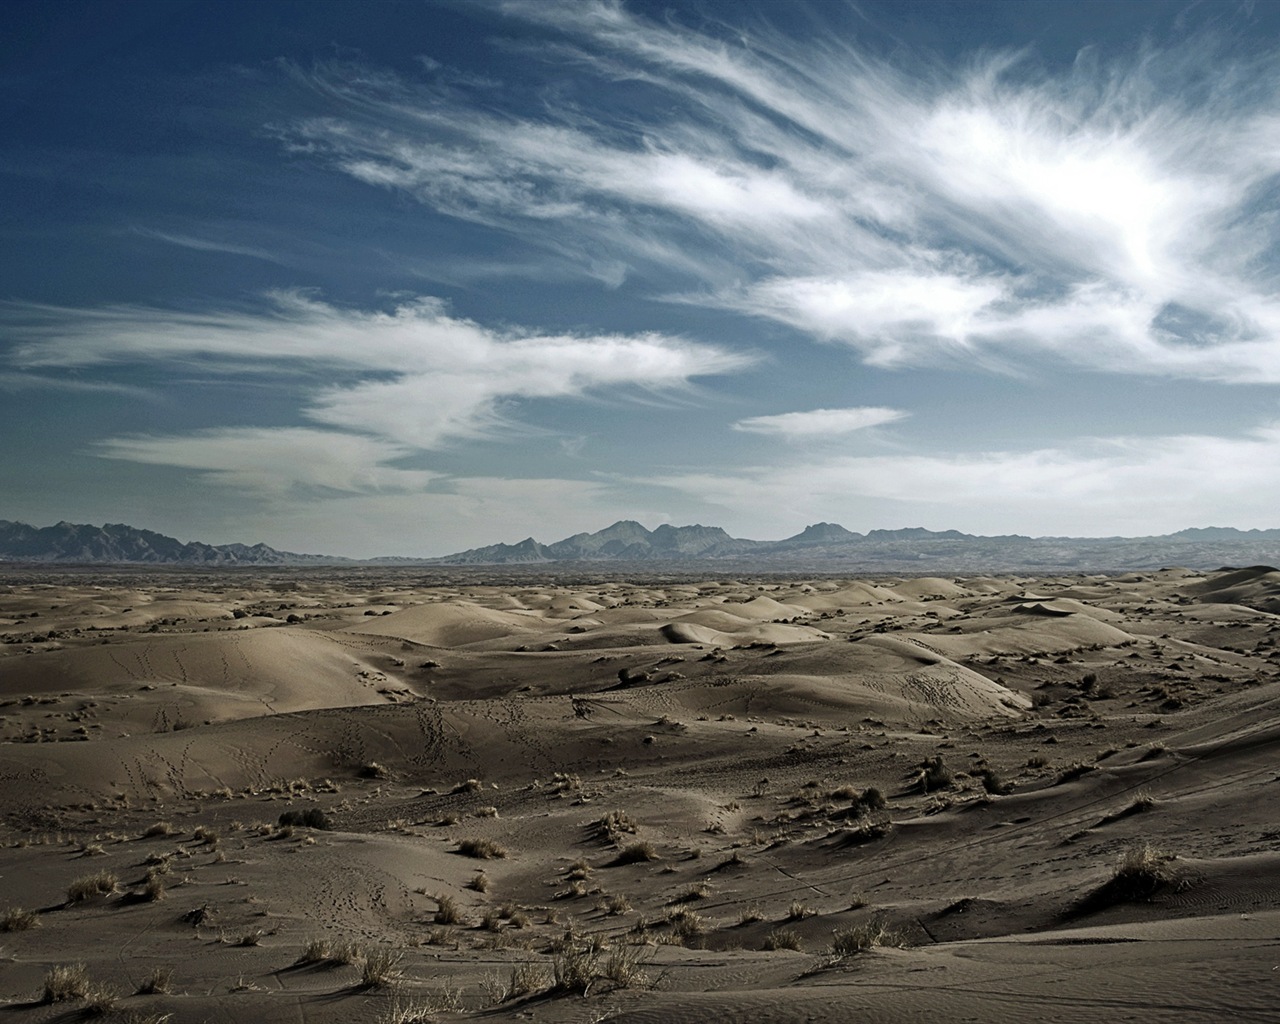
[1,565,1278,1022]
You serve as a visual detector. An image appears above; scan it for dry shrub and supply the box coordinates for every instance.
[67,870,118,903]
[831,918,902,955]
[457,838,507,859]
[434,893,464,925]
[82,981,119,1016]
[0,906,38,932]
[665,907,705,946]
[41,963,90,1003]
[914,756,952,794]
[467,871,490,893]
[612,841,658,865]
[594,809,638,844]
[360,947,403,988]
[136,965,174,994]
[763,927,802,951]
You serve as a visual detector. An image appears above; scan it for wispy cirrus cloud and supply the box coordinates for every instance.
[276,1,1280,383]
[4,291,752,490]
[733,406,908,438]
[653,423,1280,538]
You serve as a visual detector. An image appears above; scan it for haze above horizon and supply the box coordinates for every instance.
[6,0,1280,558]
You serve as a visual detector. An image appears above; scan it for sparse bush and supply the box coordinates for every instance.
[140,875,166,902]
[977,768,1011,795]
[508,960,548,998]
[666,907,705,945]
[763,927,802,951]
[786,900,811,921]
[278,807,332,830]
[82,982,119,1016]
[831,918,902,955]
[594,809,639,844]
[434,893,464,925]
[457,838,507,859]
[142,821,176,839]
[914,756,953,794]
[737,906,765,925]
[605,893,632,915]
[67,870,118,903]
[41,963,90,1002]
[0,906,38,932]
[361,947,403,988]
[467,871,490,893]
[136,966,174,994]
[612,841,658,865]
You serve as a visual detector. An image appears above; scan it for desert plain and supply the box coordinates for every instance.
[1,564,1279,1022]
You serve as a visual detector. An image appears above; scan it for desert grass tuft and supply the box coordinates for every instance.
[831,918,902,955]
[41,963,91,1003]
[67,870,118,903]
[763,926,803,951]
[360,947,403,988]
[136,965,174,994]
[0,906,39,932]
[457,838,507,859]
[612,840,658,865]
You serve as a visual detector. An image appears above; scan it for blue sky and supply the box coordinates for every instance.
[5,0,1280,556]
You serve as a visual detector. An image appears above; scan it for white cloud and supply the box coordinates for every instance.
[276,3,1280,384]
[653,423,1280,537]
[6,291,753,453]
[96,428,438,494]
[733,406,908,438]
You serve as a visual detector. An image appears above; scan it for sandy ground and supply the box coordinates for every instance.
[2,564,1280,1022]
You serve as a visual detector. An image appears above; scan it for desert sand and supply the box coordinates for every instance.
[2,564,1280,1022]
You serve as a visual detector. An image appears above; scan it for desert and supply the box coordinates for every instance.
[1,563,1279,1023]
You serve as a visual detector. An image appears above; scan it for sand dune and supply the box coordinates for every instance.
[1,564,1278,1022]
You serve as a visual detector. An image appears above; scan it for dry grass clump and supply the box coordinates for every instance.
[457,838,508,860]
[786,900,812,921]
[360,947,404,988]
[737,906,765,925]
[665,907,705,946]
[138,874,166,902]
[278,807,332,830]
[763,927,802,951]
[914,756,953,794]
[504,960,549,999]
[0,906,39,932]
[831,918,902,955]
[142,821,175,838]
[67,870,118,903]
[434,893,465,925]
[550,936,649,995]
[594,809,639,844]
[1071,843,1185,916]
[612,841,658,865]
[41,963,91,1002]
[604,893,632,915]
[1109,845,1179,898]
[467,871,490,893]
[135,965,174,994]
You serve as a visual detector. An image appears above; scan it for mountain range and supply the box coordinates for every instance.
[0,520,339,566]
[6,518,1280,572]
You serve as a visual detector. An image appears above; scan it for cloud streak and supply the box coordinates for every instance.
[277,2,1280,383]
[4,291,752,489]
[653,423,1280,537]
[733,407,907,438]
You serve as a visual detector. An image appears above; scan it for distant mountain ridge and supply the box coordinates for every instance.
[425,520,1280,572]
[7,518,1280,572]
[0,520,342,565]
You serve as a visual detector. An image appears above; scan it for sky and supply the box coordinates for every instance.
[5,0,1280,557]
